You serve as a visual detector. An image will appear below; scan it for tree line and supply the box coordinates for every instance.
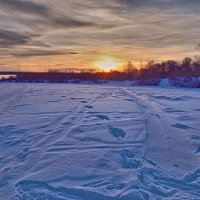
[123,57,200,80]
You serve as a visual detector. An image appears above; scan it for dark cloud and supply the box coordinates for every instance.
[11,50,78,57]
[68,52,79,55]
[42,17,117,30]
[0,29,52,50]
[115,0,200,8]
[0,0,50,16]
[0,0,117,31]
[115,0,153,7]
[0,29,35,47]
[50,18,97,28]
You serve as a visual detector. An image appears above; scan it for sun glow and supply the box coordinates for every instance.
[96,58,118,72]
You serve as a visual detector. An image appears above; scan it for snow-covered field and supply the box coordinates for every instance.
[0,83,200,200]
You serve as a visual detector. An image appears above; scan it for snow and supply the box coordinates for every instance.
[159,77,200,88]
[159,78,172,87]
[0,83,200,200]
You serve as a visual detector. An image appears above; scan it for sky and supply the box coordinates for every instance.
[0,0,200,71]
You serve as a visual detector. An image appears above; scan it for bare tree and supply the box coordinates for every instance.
[123,61,135,74]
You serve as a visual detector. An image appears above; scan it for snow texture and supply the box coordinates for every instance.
[0,83,200,200]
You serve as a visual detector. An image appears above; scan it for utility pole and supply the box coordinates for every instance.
[17,65,19,72]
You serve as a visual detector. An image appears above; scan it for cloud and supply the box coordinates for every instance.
[0,29,37,47]
[39,16,117,30]
[11,50,78,57]
[0,0,117,31]
[0,0,50,16]
[0,29,51,50]
[115,0,200,9]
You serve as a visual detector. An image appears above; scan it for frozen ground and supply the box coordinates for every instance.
[0,83,200,200]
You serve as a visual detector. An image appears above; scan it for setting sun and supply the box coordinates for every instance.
[96,58,118,72]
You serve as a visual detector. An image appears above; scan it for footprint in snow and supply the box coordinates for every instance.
[193,108,200,112]
[125,98,134,102]
[107,125,126,139]
[96,115,109,120]
[85,105,93,109]
[81,101,87,103]
[172,123,192,130]
[174,164,180,168]
[195,146,200,153]
[121,149,142,169]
